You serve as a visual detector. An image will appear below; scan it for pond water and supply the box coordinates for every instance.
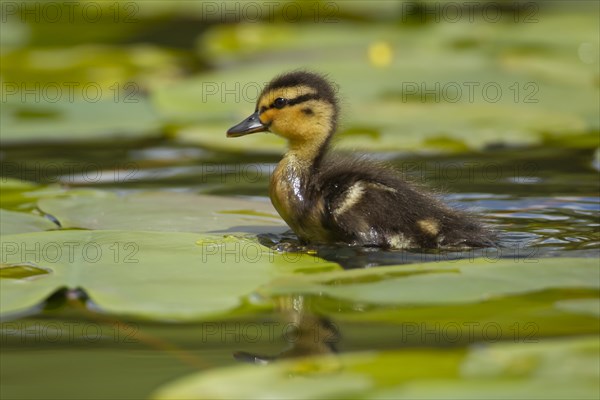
[1,140,598,399]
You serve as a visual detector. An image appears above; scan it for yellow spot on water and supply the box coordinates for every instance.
[236,24,262,47]
[368,41,393,68]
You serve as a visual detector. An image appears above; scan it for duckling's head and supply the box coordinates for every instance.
[227,71,339,147]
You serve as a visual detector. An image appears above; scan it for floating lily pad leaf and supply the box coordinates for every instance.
[0,179,110,212]
[384,337,599,400]
[1,45,184,92]
[461,336,600,380]
[0,209,58,235]
[0,98,161,143]
[555,299,600,318]
[263,258,599,306]
[376,380,598,400]
[38,191,286,235]
[153,351,394,400]
[0,179,45,211]
[153,337,599,400]
[0,230,339,319]
[342,101,591,152]
[0,178,38,191]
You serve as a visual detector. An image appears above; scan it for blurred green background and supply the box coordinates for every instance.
[1,1,599,399]
[2,0,598,150]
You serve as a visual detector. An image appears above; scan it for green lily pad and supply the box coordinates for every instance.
[0,230,339,319]
[263,258,600,305]
[0,209,58,235]
[0,178,38,190]
[0,98,161,143]
[38,191,286,235]
[153,336,599,400]
[0,179,40,210]
[1,45,183,91]
[0,178,110,212]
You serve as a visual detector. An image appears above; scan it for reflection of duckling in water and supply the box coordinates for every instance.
[234,295,339,364]
[228,71,495,249]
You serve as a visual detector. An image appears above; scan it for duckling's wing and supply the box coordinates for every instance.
[318,159,493,248]
[322,176,429,247]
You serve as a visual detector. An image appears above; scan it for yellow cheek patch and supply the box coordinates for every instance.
[260,108,277,124]
[257,94,335,148]
[417,218,440,236]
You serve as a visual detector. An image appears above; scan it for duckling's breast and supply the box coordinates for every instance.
[270,157,331,242]
[269,161,300,227]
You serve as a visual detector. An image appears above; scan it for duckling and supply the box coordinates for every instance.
[227,71,495,249]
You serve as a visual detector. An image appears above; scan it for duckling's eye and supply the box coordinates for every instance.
[273,98,288,109]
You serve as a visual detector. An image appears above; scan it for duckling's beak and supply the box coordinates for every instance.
[227,112,268,137]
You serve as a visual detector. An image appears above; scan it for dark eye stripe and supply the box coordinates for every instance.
[287,93,320,106]
[258,93,321,113]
